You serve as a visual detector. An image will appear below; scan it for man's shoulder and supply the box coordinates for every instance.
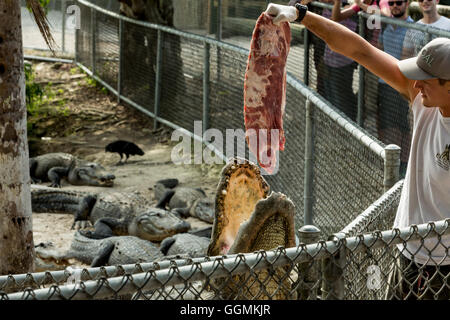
[435,16,450,29]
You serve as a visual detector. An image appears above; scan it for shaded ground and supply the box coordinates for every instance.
[27,57,222,270]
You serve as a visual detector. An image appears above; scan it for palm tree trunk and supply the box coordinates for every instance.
[0,0,35,275]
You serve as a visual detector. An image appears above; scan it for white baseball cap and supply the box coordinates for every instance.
[398,37,450,80]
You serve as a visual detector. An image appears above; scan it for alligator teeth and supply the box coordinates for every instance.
[221,190,227,195]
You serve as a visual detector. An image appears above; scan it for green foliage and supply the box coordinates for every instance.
[27,0,51,14]
[39,0,50,9]
[70,67,79,75]
[25,63,71,136]
[25,63,44,116]
[85,76,99,88]
[85,75,108,94]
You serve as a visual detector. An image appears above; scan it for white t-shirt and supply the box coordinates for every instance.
[394,93,450,265]
[403,16,450,57]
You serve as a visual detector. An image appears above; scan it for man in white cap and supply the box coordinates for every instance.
[265,3,449,299]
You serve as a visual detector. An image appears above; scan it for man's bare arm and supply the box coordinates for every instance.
[301,11,418,101]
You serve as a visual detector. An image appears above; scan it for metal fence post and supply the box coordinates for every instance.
[117,19,123,103]
[91,7,96,75]
[297,225,321,300]
[425,26,432,44]
[357,13,365,127]
[215,0,222,84]
[203,42,211,133]
[217,0,222,42]
[154,29,163,130]
[74,0,79,63]
[304,99,315,226]
[383,144,401,193]
[303,28,310,86]
[322,232,346,300]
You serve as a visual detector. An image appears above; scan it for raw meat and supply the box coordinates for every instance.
[244,12,291,174]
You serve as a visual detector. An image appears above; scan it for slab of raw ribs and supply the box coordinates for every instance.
[244,12,291,174]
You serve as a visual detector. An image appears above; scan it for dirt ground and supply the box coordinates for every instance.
[27,57,222,269]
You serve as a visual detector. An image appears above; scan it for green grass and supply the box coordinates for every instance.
[25,63,71,135]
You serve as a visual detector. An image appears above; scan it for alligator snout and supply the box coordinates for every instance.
[176,220,191,232]
[100,174,116,182]
[99,174,115,187]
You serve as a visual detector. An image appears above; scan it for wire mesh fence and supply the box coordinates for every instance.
[306,2,450,178]
[2,218,449,300]
[70,0,391,235]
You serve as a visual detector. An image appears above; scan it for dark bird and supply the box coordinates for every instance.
[105,140,144,165]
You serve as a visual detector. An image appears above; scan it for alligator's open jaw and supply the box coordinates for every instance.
[227,192,296,254]
[208,158,269,256]
[208,158,295,257]
[207,158,296,300]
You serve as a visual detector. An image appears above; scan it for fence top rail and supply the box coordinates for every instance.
[311,1,450,37]
[286,74,386,159]
[0,254,215,290]
[339,179,404,236]
[76,0,249,55]
[4,218,449,300]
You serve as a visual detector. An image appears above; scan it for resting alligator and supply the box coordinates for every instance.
[35,232,210,270]
[154,179,214,224]
[31,185,190,241]
[160,233,210,258]
[34,158,296,300]
[207,158,296,300]
[30,153,116,187]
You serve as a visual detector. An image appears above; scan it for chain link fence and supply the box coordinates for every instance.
[14,0,450,299]
[2,217,449,300]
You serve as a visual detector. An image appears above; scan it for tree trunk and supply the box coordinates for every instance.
[0,1,35,275]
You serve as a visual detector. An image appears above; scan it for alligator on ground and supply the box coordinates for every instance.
[31,185,190,241]
[154,179,214,224]
[159,233,210,258]
[30,152,116,187]
[33,158,297,300]
[35,232,206,269]
[207,158,296,300]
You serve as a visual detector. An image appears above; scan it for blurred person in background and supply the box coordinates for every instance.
[331,0,392,19]
[402,0,450,59]
[331,0,388,126]
[298,0,361,120]
[377,0,414,175]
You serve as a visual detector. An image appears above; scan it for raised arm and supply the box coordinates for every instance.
[267,3,418,102]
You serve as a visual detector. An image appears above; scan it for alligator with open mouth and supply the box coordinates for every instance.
[207,158,297,300]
